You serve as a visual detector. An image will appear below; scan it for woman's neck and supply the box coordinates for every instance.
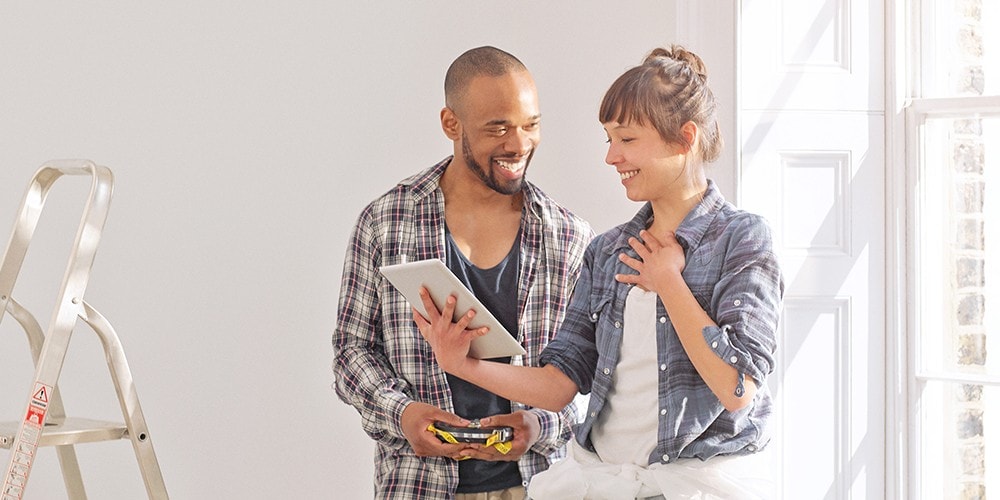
[647,180,708,236]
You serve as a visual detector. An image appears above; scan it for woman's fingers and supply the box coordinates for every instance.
[416,286,483,337]
[417,286,441,321]
[455,308,476,331]
[627,236,648,257]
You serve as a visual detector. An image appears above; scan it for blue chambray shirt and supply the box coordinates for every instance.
[540,180,783,465]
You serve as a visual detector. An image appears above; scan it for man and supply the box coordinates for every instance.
[333,46,593,499]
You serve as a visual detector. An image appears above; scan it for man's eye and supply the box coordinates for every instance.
[489,128,508,136]
[524,122,540,131]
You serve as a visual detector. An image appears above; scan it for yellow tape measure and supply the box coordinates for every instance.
[427,423,513,456]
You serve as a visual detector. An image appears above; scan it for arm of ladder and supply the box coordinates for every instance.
[0,160,113,328]
[79,301,168,498]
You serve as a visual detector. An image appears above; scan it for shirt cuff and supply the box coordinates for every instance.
[525,407,563,456]
[702,324,759,397]
[382,391,414,440]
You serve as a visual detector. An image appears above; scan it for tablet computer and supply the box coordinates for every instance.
[379,259,526,359]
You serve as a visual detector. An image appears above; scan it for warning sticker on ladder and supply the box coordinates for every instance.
[31,386,48,405]
[2,382,52,500]
[25,382,50,426]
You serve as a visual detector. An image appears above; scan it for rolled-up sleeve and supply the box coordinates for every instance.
[704,215,784,391]
[539,245,601,395]
[525,406,573,456]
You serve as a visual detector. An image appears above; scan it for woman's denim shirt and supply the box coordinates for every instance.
[539,180,784,465]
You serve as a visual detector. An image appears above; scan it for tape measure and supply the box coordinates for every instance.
[427,422,513,456]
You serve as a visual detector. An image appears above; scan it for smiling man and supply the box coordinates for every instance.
[333,46,593,499]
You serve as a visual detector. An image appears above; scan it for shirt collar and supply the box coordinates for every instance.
[605,179,725,254]
[675,179,725,250]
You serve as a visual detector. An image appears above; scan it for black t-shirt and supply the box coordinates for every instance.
[444,227,523,493]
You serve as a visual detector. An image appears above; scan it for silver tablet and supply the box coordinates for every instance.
[379,259,526,359]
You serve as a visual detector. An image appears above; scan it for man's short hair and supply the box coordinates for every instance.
[444,46,527,111]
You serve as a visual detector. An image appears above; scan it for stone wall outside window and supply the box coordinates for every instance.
[950,1,987,498]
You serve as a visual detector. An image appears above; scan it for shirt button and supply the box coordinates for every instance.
[660,364,667,371]
[603,368,611,375]
[660,409,667,415]
[711,341,719,349]
[591,412,597,418]
[659,316,666,324]
[614,321,621,328]
[734,299,742,306]
[730,355,738,363]
[747,445,757,452]
[662,454,670,462]
[591,313,598,321]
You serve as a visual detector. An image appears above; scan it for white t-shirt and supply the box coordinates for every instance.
[590,286,660,466]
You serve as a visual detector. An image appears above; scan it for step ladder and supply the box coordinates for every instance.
[0,161,167,499]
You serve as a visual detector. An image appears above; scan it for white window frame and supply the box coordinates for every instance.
[891,0,1000,498]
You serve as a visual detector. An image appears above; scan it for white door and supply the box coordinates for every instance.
[739,0,886,498]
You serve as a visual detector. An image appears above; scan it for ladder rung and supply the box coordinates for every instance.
[0,418,127,449]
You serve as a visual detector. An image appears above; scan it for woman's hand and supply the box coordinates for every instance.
[412,286,488,375]
[615,230,686,294]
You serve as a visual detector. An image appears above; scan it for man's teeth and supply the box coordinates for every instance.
[620,170,638,180]
[496,159,525,172]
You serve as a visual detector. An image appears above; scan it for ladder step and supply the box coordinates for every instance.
[0,418,127,449]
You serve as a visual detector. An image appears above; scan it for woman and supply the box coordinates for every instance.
[416,46,783,499]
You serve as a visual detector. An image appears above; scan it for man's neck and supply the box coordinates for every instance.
[439,158,524,268]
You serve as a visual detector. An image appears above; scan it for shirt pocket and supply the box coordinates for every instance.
[587,291,618,399]
[588,288,614,326]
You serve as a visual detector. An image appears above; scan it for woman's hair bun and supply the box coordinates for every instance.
[644,45,709,80]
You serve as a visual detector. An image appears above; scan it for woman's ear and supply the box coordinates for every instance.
[440,107,461,141]
[680,121,699,153]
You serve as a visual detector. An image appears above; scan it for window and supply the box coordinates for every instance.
[906,0,1000,498]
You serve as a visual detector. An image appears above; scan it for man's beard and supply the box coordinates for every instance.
[461,132,532,195]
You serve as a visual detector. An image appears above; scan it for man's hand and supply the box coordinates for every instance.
[457,410,541,462]
[400,402,472,459]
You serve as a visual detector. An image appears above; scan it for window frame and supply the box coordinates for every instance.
[894,0,1000,494]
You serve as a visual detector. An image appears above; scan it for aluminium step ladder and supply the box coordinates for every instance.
[0,161,167,499]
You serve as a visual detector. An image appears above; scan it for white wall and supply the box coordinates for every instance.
[0,2,741,498]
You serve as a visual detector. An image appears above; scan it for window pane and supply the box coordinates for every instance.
[921,0,1000,97]
[919,381,1000,499]
[917,116,998,376]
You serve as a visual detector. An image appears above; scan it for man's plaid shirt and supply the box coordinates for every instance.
[333,157,594,498]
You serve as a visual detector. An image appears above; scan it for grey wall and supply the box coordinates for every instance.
[0,2,742,498]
